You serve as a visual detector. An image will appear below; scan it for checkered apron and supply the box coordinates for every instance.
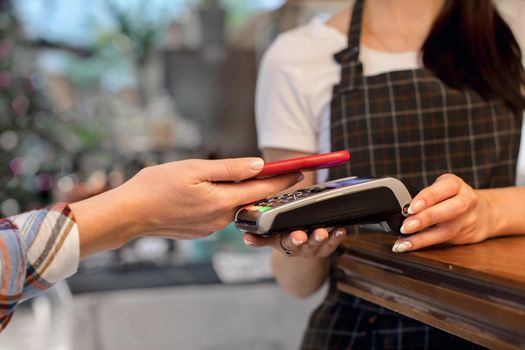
[300,0,521,349]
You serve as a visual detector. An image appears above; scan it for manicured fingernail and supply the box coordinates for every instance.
[392,241,412,253]
[315,233,324,242]
[292,238,305,246]
[400,219,421,234]
[335,230,344,238]
[243,237,255,246]
[250,158,265,170]
[407,200,425,215]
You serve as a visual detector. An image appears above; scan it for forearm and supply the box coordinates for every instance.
[481,186,525,238]
[272,252,330,297]
[70,184,141,259]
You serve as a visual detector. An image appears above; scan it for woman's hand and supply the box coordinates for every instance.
[244,226,347,297]
[392,174,495,253]
[71,157,303,258]
[243,227,347,258]
[125,158,303,238]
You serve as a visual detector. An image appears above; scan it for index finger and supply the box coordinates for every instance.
[393,223,455,253]
[408,174,463,215]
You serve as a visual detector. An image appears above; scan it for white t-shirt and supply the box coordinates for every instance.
[256,0,525,184]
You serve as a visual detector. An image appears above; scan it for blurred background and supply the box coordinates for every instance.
[0,1,346,349]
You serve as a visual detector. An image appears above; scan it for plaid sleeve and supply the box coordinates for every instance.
[0,204,79,331]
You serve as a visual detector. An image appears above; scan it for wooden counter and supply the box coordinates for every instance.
[336,232,525,350]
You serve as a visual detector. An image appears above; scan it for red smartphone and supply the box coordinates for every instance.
[257,150,350,178]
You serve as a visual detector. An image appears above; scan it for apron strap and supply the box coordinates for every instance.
[334,0,365,63]
[347,0,365,61]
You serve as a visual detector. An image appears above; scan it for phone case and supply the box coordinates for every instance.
[257,150,350,177]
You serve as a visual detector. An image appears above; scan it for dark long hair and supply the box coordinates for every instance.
[422,0,525,115]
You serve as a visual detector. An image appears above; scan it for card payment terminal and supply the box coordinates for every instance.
[234,177,418,236]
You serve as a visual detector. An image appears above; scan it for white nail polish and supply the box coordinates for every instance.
[408,200,425,214]
[292,238,304,246]
[250,158,265,170]
[406,219,420,232]
[392,241,412,253]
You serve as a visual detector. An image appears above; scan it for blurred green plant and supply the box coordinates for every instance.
[99,0,173,65]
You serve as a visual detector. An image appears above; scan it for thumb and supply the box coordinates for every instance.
[197,158,265,182]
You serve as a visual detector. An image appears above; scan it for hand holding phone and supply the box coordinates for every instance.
[256,150,350,178]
